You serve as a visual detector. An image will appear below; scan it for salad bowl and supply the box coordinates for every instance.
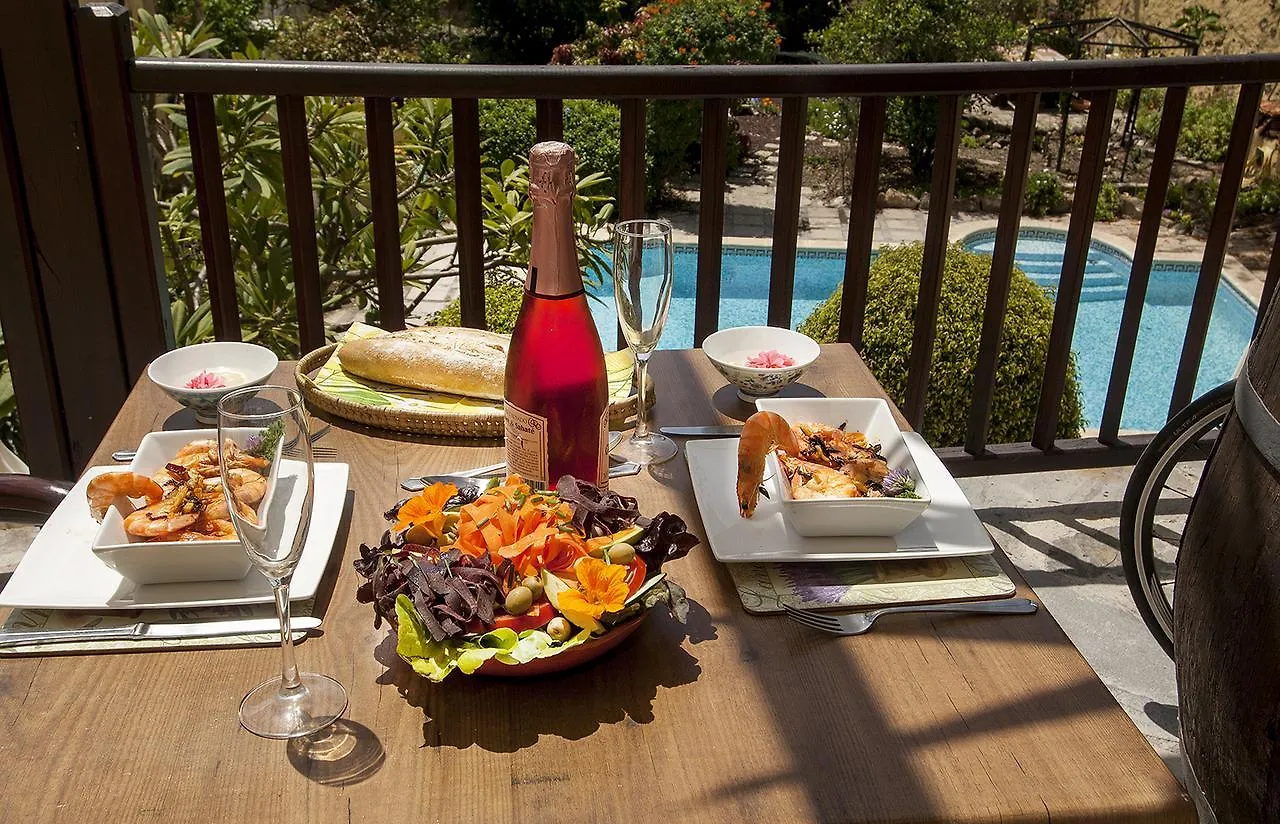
[356,474,697,683]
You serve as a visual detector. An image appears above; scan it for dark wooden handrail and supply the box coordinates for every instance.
[128,53,1280,97]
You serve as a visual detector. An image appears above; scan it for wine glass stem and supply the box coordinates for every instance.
[634,351,652,440]
[271,579,301,691]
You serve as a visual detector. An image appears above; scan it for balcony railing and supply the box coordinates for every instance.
[2,2,1278,478]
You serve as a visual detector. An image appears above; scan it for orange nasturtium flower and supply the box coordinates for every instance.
[558,558,630,620]
[395,482,457,541]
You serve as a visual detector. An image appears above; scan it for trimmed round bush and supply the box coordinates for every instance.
[425,282,526,334]
[797,242,1085,447]
[478,99,622,198]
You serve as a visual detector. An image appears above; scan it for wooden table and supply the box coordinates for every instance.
[0,345,1193,823]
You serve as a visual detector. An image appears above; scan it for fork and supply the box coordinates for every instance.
[781,598,1038,636]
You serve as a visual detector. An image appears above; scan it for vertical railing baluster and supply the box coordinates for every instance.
[277,94,325,352]
[186,93,241,341]
[1099,86,1187,444]
[536,99,564,143]
[365,97,406,331]
[966,91,1039,456]
[451,97,486,330]
[767,96,808,329]
[902,94,962,428]
[1032,89,1117,451]
[839,96,886,348]
[618,99,647,348]
[695,97,728,346]
[1258,227,1280,337]
[1169,83,1263,415]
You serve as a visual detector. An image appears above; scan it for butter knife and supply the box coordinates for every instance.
[0,616,321,649]
[660,425,743,437]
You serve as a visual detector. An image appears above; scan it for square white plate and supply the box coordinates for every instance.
[0,463,349,610]
[686,432,993,562]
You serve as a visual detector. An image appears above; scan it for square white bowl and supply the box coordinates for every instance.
[91,430,255,584]
[755,397,931,537]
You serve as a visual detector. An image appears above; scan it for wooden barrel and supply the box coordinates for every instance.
[1176,298,1280,822]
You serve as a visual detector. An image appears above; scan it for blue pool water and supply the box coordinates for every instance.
[587,233,1257,433]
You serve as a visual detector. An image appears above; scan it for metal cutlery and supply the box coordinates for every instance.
[660,425,744,437]
[402,460,642,492]
[0,616,322,649]
[781,598,1038,636]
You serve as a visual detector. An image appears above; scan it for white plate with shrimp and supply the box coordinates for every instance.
[686,431,994,562]
[0,450,349,610]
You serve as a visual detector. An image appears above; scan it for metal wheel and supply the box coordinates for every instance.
[1119,380,1235,660]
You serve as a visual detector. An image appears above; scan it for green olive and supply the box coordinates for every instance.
[522,576,545,601]
[605,543,636,565]
[504,585,533,615]
[547,617,572,642]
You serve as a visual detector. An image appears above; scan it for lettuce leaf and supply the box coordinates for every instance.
[394,594,592,681]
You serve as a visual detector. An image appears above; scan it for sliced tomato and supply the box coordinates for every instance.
[624,557,648,598]
[464,599,556,635]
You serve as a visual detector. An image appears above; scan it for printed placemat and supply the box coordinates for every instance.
[728,554,1015,614]
[0,601,317,656]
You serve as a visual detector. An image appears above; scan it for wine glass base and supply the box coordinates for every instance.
[239,672,348,740]
[614,432,679,465]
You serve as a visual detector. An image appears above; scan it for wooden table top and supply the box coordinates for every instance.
[0,344,1192,823]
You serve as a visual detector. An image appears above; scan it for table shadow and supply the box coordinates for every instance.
[710,382,826,421]
[286,718,385,785]
[373,606,707,753]
[161,408,212,431]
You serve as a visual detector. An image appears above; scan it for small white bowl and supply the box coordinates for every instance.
[91,429,256,584]
[702,326,820,401]
[756,397,930,537]
[147,342,278,425]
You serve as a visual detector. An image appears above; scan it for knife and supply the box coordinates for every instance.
[0,616,322,649]
[660,425,743,437]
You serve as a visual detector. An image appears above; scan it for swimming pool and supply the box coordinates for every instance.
[586,232,1256,433]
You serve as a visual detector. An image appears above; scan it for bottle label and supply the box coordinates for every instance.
[504,400,548,486]
[598,408,610,489]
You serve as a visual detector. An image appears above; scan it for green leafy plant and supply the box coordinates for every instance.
[156,0,269,53]
[1095,180,1120,222]
[136,12,614,358]
[798,242,1085,447]
[812,0,1019,179]
[478,98,623,199]
[470,0,623,63]
[1172,4,1226,50]
[272,0,467,63]
[426,281,527,333]
[1024,171,1065,217]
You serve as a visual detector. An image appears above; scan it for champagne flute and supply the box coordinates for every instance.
[217,385,346,739]
[612,218,678,465]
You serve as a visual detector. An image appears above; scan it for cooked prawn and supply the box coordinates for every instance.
[736,411,801,518]
[225,468,267,506]
[223,439,270,472]
[124,502,199,537]
[779,454,862,499]
[86,473,164,522]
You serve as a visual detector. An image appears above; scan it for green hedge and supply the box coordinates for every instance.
[798,243,1085,447]
[426,282,526,334]
[1024,171,1065,217]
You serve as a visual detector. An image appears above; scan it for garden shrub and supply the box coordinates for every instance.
[1024,171,1065,217]
[797,242,1085,447]
[156,0,269,53]
[272,0,465,63]
[1095,180,1120,222]
[478,99,622,198]
[426,282,526,334]
[1178,94,1236,163]
[812,0,1019,180]
[470,0,622,64]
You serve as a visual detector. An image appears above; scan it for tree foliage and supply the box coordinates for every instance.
[798,243,1085,447]
[812,0,1019,178]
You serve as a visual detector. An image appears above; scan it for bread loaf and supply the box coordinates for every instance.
[337,326,510,399]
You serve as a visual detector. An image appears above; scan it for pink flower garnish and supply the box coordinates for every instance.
[185,370,228,389]
[746,350,795,369]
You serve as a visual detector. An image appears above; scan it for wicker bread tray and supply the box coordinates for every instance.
[295,326,650,438]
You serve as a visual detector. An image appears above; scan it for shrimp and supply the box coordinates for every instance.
[223,439,270,472]
[736,411,801,518]
[124,502,199,537]
[226,468,267,506]
[86,473,164,522]
[195,476,260,524]
[174,440,217,461]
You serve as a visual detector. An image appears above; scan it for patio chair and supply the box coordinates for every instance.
[0,474,71,518]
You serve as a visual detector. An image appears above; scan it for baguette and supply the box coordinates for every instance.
[337,326,510,400]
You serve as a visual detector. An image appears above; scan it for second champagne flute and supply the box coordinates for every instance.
[612,218,677,465]
[218,385,347,739]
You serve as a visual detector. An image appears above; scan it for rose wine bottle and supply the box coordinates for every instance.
[504,141,609,489]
